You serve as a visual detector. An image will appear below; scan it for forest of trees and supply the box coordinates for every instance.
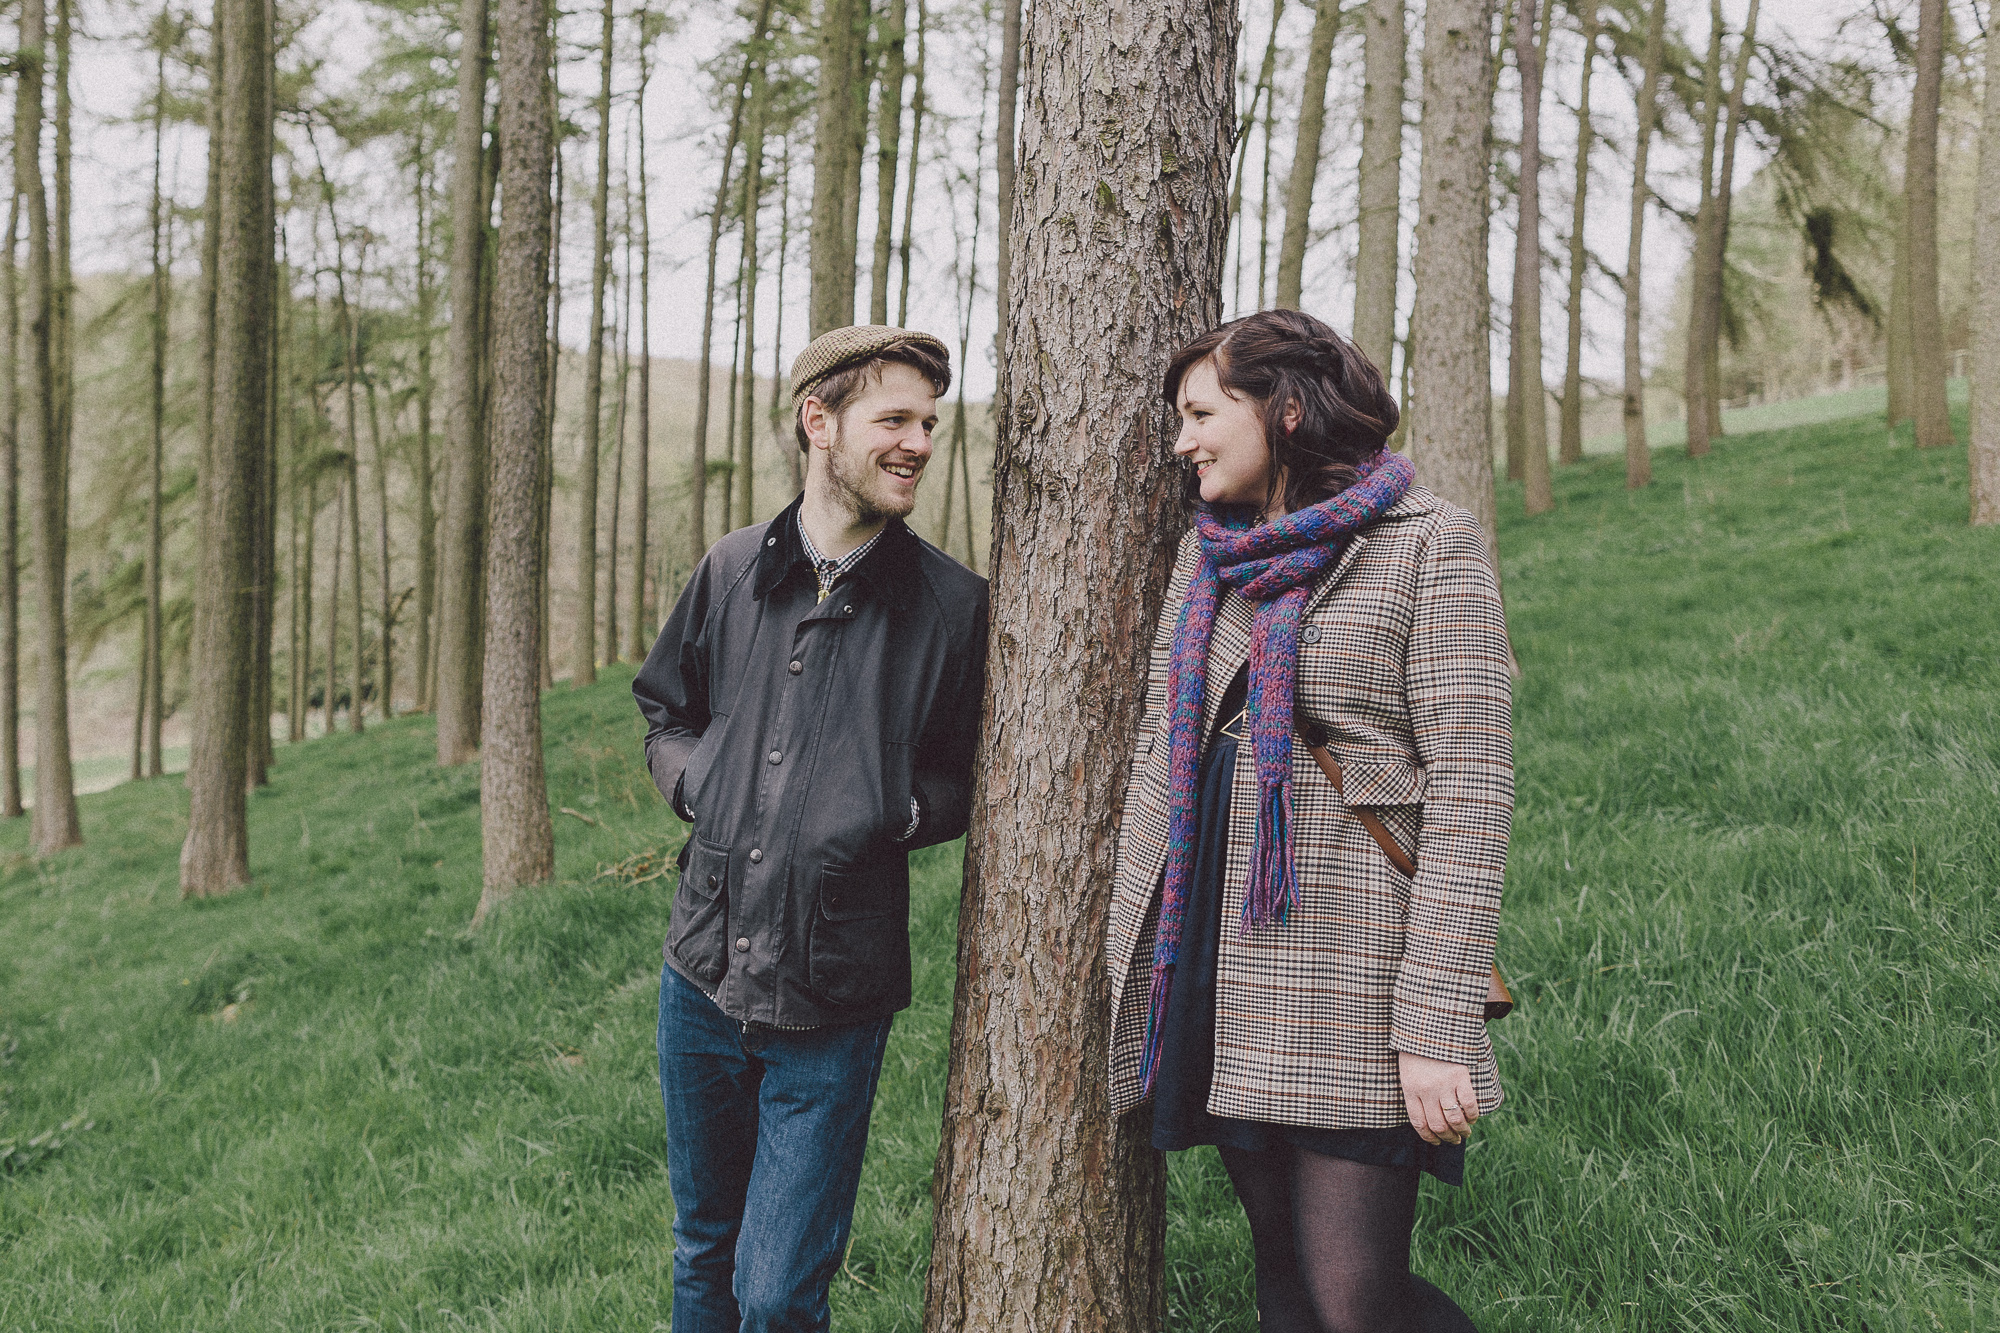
[6,0,1999,1314]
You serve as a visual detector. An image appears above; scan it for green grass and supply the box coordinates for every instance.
[3,407,1998,1330]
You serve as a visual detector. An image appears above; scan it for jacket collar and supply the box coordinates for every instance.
[752,491,924,607]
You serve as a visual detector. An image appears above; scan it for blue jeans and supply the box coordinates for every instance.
[657,961,894,1333]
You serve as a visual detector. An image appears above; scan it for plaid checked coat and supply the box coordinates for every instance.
[1106,486,1513,1128]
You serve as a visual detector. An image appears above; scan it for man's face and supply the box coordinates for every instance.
[806,363,940,523]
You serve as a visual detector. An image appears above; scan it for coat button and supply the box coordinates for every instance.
[706,873,719,890]
[735,937,750,952]
[748,848,763,863]
[842,605,854,616]
[768,750,782,765]
[766,537,776,546]
[789,660,803,674]
[1301,626,1321,644]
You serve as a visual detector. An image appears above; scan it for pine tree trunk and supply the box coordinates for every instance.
[628,29,655,659]
[541,126,562,688]
[473,0,557,923]
[249,0,277,781]
[1410,0,1500,542]
[300,467,316,737]
[868,0,906,325]
[738,60,769,532]
[1887,210,1913,429]
[1698,0,1759,449]
[414,140,438,713]
[2,184,20,817]
[1275,0,1339,310]
[1512,0,1552,514]
[921,0,1237,1324]
[1972,9,2000,526]
[939,45,990,562]
[841,7,871,314]
[1621,0,1665,489]
[1559,3,1597,466]
[896,3,927,330]
[606,237,629,665]
[1682,1,1723,458]
[573,0,614,687]
[1906,0,1952,450]
[991,0,1020,362]
[437,0,491,763]
[1353,0,1404,371]
[181,0,270,889]
[367,368,394,718]
[809,0,859,335]
[326,474,342,734]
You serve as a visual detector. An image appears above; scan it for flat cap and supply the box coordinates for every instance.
[789,324,952,407]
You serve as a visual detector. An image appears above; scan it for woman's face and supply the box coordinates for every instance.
[1173,358,1282,513]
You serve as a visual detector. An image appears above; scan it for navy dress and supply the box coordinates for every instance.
[1149,670,1466,1186]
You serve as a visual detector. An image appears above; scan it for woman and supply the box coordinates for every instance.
[1106,309,1512,1332]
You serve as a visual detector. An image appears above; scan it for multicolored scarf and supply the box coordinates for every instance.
[1139,448,1414,1094]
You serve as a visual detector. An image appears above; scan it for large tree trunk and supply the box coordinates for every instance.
[868,0,907,325]
[991,0,1020,361]
[1353,0,1404,371]
[436,0,491,764]
[1703,0,1758,445]
[1558,1,1597,466]
[474,0,557,925]
[628,25,656,658]
[1620,0,1665,490]
[1886,211,1913,429]
[921,0,1237,1325]
[1509,0,1552,514]
[1973,5,2000,526]
[1906,0,1952,450]
[1681,0,1724,458]
[809,0,860,335]
[2,178,20,816]
[574,0,614,687]
[1275,0,1340,310]
[1410,0,1500,543]
[182,0,270,890]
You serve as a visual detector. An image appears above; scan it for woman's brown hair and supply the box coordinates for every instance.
[1161,309,1400,515]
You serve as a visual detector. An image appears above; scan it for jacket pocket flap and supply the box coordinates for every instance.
[1338,756,1427,808]
[682,838,729,902]
[818,865,896,922]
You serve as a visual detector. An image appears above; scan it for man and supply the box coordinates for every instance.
[633,325,988,1332]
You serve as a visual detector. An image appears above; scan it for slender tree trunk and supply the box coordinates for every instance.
[1275,0,1339,311]
[474,0,557,921]
[1256,43,1278,309]
[414,138,438,713]
[1973,9,2000,525]
[810,0,859,335]
[1682,0,1723,458]
[1511,0,1553,514]
[1907,0,1952,450]
[1698,0,1759,449]
[606,225,630,664]
[1410,0,1501,542]
[776,140,803,494]
[437,0,491,763]
[143,42,170,777]
[940,41,991,562]
[721,259,743,526]
[692,3,769,568]
[897,2,927,330]
[1353,0,1404,371]
[52,0,71,522]
[841,6,872,315]
[1887,209,1913,429]
[991,0,1021,362]
[249,0,277,782]
[542,130,562,688]
[1559,2,1597,465]
[312,154,370,735]
[1621,0,1665,489]
[738,56,769,532]
[301,468,317,738]
[573,0,615,687]
[2,182,20,817]
[921,0,1238,1324]
[1230,2,1284,315]
[367,362,394,718]
[346,426,364,729]
[629,27,656,657]
[868,0,907,325]
[326,473,343,734]
[182,0,271,888]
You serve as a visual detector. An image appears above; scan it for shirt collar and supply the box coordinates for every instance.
[751,492,923,607]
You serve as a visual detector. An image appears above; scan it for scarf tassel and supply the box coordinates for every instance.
[1240,777,1299,936]
[1138,962,1175,1097]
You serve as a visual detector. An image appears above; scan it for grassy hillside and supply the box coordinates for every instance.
[2,409,1996,1330]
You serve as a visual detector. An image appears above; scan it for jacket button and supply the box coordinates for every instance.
[843,605,854,616]
[748,848,763,863]
[766,537,776,547]
[1302,626,1321,644]
[706,873,719,890]
[735,937,750,952]
[789,660,803,674]
[768,750,782,765]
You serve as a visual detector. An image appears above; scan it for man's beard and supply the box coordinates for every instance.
[822,421,917,524]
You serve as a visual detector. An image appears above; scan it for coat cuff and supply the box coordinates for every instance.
[646,734,699,821]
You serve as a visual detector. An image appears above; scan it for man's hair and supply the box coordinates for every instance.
[794,341,953,452]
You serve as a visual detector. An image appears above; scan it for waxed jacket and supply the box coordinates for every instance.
[635,494,988,1029]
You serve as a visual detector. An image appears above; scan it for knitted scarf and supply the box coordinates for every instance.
[1138,448,1414,1095]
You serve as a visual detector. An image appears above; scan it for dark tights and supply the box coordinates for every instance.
[1218,1145,1477,1333]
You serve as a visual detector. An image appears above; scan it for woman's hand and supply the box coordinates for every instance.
[1399,1051,1477,1145]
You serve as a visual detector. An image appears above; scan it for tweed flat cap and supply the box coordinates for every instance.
[789,324,952,407]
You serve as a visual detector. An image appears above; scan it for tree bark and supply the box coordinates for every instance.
[2,178,20,816]
[1973,3,2000,525]
[606,225,630,664]
[249,0,277,782]
[1682,0,1724,458]
[868,0,906,325]
[473,0,557,924]
[573,0,614,687]
[326,474,342,735]
[991,0,1021,362]
[809,0,859,335]
[1887,208,1913,429]
[414,130,438,713]
[541,122,562,688]
[1558,2,1597,466]
[1906,0,1952,450]
[921,0,1237,1325]
[182,0,271,889]
[1275,0,1339,310]
[1703,0,1757,444]
[367,352,394,717]
[628,22,656,658]
[437,0,491,764]
[738,55,769,532]
[1620,0,1665,489]
[1411,0,1500,543]
[1510,0,1552,514]
[1353,0,1404,371]
[896,1,928,330]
